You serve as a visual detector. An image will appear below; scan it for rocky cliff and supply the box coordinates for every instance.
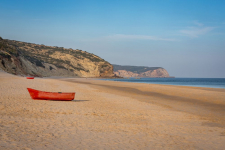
[0,37,114,77]
[113,65,170,78]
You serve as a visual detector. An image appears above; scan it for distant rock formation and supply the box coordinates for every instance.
[0,36,114,77]
[113,64,170,78]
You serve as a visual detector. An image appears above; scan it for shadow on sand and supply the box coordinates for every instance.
[46,99,90,102]
[71,100,90,102]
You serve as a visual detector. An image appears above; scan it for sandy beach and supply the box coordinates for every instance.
[0,71,225,150]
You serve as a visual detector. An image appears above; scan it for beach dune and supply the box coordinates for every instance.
[0,71,225,149]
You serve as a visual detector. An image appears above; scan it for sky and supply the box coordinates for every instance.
[0,0,225,78]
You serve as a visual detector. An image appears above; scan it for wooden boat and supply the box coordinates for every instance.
[27,88,75,101]
[26,77,34,79]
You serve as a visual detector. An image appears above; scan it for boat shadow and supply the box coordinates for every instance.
[47,99,90,102]
[30,99,90,102]
[71,100,90,102]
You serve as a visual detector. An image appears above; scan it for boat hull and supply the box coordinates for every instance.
[27,88,75,101]
[26,77,34,79]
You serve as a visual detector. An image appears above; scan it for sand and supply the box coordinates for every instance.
[0,71,225,150]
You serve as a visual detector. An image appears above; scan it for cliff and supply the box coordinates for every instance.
[113,64,170,78]
[0,37,114,77]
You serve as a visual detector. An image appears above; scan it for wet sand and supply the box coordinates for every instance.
[0,71,225,149]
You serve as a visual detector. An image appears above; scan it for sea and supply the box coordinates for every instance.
[102,78,225,89]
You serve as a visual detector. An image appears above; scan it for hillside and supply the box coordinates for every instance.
[113,64,170,78]
[0,37,114,77]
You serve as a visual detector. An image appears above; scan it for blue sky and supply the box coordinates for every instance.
[0,0,225,77]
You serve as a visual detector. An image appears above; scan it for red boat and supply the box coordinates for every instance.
[27,88,75,101]
[26,77,34,79]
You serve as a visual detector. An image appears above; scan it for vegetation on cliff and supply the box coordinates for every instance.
[113,64,162,74]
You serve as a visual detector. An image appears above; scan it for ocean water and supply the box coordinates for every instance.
[103,78,225,89]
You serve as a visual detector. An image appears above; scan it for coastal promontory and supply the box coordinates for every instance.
[0,37,114,77]
[0,37,171,78]
[113,64,170,78]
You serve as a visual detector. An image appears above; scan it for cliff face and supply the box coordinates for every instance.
[0,37,114,77]
[113,65,170,78]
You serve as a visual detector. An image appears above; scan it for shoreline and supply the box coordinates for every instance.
[1,71,225,149]
[100,77,225,89]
